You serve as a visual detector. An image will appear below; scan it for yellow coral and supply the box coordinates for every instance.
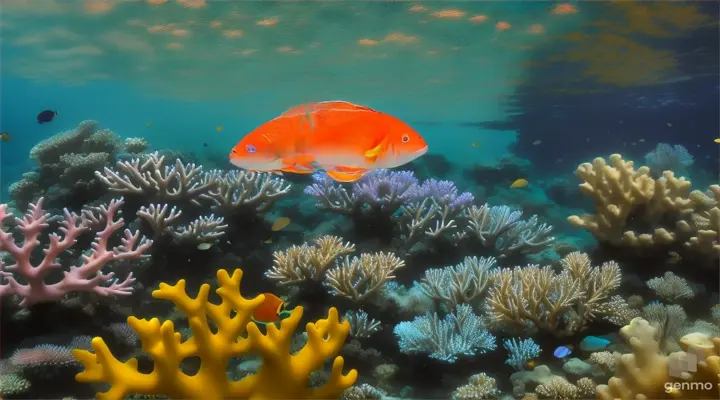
[596,317,720,400]
[71,269,357,400]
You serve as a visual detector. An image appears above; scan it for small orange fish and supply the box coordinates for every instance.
[252,292,286,323]
[552,3,578,15]
[526,360,536,368]
[510,178,528,188]
[495,21,511,31]
[216,126,223,131]
[0,132,9,142]
[229,100,429,182]
[271,217,291,231]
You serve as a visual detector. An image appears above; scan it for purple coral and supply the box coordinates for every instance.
[411,179,474,211]
[352,170,420,210]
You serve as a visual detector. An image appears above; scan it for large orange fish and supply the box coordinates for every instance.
[229,101,429,182]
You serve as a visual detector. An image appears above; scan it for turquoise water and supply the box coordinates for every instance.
[0,1,719,399]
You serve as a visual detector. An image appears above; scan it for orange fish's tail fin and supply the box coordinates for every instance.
[326,168,368,182]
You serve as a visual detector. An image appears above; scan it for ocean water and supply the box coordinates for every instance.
[0,1,718,399]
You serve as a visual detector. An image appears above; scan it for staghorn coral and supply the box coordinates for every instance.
[466,203,555,257]
[266,235,355,285]
[71,268,357,399]
[504,337,542,372]
[419,256,498,309]
[393,303,496,363]
[451,373,499,399]
[96,152,219,204]
[170,215,228,245]
[568,154,719,262]
[596,317,720,399]
[325,251,405,301]
[0,198,152,307]
[646,271,694,302]
[343,311,382,339]
[486,252,634,336]
[534,376,579,400]
[200,169,291,213]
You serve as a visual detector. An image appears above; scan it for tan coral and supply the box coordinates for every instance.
[567,154,715,250]
[265,235,355,285]
[325,252,405,301]
[486,252,632,337]
[596,317,720,400]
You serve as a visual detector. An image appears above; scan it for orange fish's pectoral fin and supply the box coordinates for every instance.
[326,168,369,182]
[364,140,388,164]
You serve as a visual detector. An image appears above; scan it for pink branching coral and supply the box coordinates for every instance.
[0,198,153,307]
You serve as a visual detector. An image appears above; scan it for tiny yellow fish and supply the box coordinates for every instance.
[471,142,481,148]
[216,125,223,132]
[146,122,152,127]
[271,217,291,231]
[714,138,720,144]
[263,238,273,244]
[532,140,541,145]
[510,178,528,188]
[0,132,9,142]
[638,138,645,143]
[526,360,536,368]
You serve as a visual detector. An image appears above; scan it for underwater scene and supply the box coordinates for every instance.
[0,1,719,399]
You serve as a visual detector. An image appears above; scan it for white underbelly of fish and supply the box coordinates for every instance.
[313,153,373,169]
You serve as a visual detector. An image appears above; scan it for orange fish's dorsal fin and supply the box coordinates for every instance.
[281,101,376,117]
[326,169,368,182]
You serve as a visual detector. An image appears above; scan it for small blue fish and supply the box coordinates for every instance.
[580,336,611,352]
[553,345,573,358]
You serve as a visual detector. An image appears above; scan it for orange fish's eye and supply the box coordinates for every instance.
[246,144,257,153]
[401,134,410,143]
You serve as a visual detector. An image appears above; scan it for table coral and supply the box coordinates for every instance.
[72,268,357,400]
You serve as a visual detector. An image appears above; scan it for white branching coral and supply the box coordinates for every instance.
[200,170,291,213]
[419,256,498,308]
[467,203,554,257]
[343,311,382,339]
[171,215,228,245]
[136,203,183,237]
[646,271,694,302]
[96,152,218,203]
[486,252,634,336]
[325,252,405,301]
[451,372,499,400]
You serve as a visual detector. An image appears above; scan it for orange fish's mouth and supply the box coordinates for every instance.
[415,145,429,156]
